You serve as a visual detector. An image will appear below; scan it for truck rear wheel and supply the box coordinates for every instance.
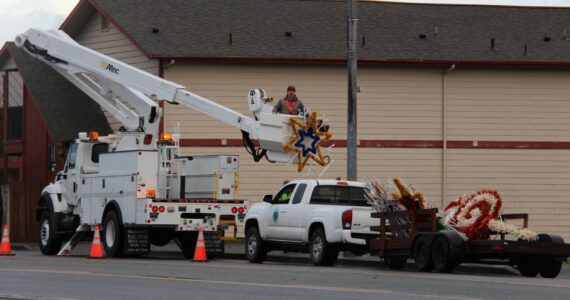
[178,232,198,259]
[413,236,433,272]
[245,227,266,263]
[102,210,124,257]
[310,228,339,266]
[431,237,455,273]
[38,211,63,255]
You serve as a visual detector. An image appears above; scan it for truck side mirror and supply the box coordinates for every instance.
[262,194,273,203]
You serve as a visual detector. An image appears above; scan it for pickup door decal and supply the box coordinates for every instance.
[272,207,279,222]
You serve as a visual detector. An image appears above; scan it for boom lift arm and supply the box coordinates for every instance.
[15,29,296,162]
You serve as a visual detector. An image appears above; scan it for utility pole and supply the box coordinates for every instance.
[347,0,358,181]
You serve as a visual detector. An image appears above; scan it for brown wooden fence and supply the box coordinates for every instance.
[3,182,43,242]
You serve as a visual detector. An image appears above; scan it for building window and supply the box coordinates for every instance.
[6,71,23,140]
[101,15,110,32]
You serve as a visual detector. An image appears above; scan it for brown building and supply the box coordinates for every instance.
[5,0,570,240]
[0,43,111,241]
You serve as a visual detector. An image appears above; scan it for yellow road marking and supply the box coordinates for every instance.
[0,267,478,300]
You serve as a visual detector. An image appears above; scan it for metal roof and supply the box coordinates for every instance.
[61,0,570,65]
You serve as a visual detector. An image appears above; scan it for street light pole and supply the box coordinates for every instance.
[347,0,358,181]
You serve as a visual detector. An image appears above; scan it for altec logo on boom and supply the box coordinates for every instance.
[100,60,120,74]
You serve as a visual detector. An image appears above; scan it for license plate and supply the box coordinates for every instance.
[238,213,246,220]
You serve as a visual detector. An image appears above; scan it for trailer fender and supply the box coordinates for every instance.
[537,233,564,245]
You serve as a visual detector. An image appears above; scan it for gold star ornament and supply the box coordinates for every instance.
[283,112,332,172]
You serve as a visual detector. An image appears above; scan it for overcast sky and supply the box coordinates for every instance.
[2,0,570,46]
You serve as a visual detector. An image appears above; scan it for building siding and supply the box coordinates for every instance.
[74,11,159,130]
[446,69,570,141]
[165,62,570,240]
[178,146,443,207]
[163,63,443,140]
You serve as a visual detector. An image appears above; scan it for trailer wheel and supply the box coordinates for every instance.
[384,255,407,270]
[178,232,198,259]
[102,210,124,257]
[413,237,433,272]
[38,211,63,255]
[537,234,564,278]
[539,257,563,278]
[432,237,455,273]
[245,227,266,263]
[518,261,539,277]
[310,228,339,266]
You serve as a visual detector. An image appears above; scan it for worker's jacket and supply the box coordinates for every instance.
[272,97,305,115]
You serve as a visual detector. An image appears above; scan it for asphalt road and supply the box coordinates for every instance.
[0,246,569,300]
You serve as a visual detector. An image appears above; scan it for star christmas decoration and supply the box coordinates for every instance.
[283,112,332,172]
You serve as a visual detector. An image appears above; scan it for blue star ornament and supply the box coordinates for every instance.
[294,127,321,157]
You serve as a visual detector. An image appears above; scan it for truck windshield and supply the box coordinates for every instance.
[310,186,368,206]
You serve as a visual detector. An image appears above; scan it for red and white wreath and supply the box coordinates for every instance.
[444,189,502,240]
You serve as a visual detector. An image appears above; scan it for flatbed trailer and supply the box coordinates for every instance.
[357,208,570,278]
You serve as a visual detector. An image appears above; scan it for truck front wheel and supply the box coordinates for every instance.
[38,211,63,255]
[102,210,124,257]
[310,228,339,266]
[245,227,266,263]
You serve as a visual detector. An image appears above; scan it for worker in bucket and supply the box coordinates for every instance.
[272,85,306,115]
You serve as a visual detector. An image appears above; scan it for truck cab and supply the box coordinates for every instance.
[58,133,110,209]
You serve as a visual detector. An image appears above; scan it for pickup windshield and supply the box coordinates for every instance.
[310,185,368,206]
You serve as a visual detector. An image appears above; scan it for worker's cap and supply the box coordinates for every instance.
[287,85,296,91]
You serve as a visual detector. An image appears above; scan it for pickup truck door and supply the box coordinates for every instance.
[266,183,297,240]
[275,183,307,241]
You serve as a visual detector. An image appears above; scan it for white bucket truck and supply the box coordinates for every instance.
[15,29,312,258]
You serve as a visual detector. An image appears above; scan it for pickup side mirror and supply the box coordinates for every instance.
[262,194,273,203]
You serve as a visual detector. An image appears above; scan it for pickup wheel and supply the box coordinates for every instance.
[38,211,63,255]
[413,237,433,272]
[102,210,124,258]
[431,237,456,273]
[245,227,266,263]
[518,261,539,277]
[310,228,339,266]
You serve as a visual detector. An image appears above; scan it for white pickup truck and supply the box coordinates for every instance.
[244,180,373,265]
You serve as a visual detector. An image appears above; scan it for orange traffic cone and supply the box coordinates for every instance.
[193,227,208,262]
[88,225,104,259]
[0,224,15,256]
